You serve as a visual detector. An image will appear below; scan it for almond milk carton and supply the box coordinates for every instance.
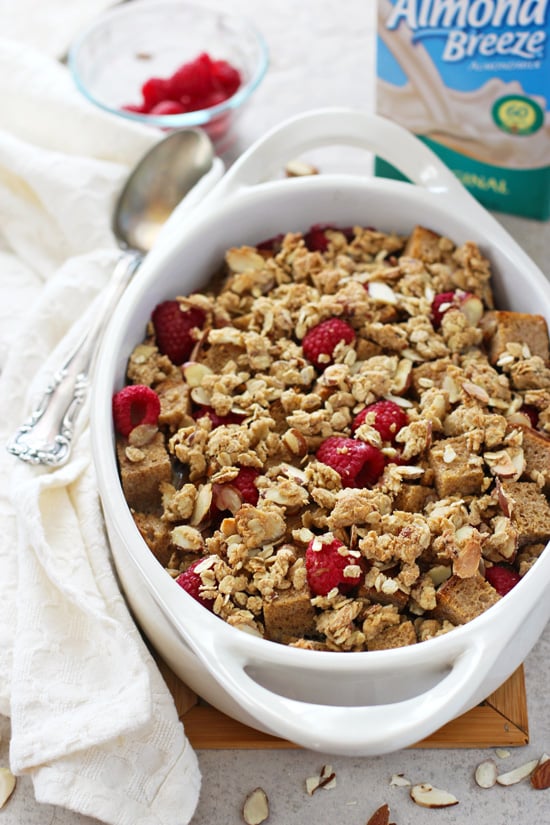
[376,0,550,219]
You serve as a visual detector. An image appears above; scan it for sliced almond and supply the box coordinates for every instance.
[213,483,243,515]
[442,374,461,403]
[453,525,482,579]
[366,803,390,825]
[428,564,452,586]
[318,763,337,789]
[128,423,158,447]
[531,755,550,790]
[368,281,398,305]
[305,764,336,795]
[305,775,321,795]
[484,448,524,480]
[390,773,411,786]
[443,444,457,463]
[475,759,498,788]
[182,361,213,387]
[226,246,266,274]
[0,768,16,808]
[462,380,490,404]
[495,478,513,518]
[190,483,213,526]
[170,525,204,551]
[190,385,212,406]
[208,327,245,346]
[384,392,413,408]
[458,293,484,325]
[242,787,269,825]
[496,758,538,786]
[394,464,424,478]
[410,783,458,808]
[506,411,533,427]
[390,359,412,395]
[282,428,308,457]
[285,159,319,177]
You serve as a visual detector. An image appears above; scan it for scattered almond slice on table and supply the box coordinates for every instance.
[496,758,539,786]
[305,763,337,795]
[410,783,459,808]
[0,767,16,808]
[474,759,498,788]
[390,773,411,787]
[531,754,550,790]
[365,802,393,825]
[242,787,269,825]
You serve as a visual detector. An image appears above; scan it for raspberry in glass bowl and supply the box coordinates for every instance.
[68,0,268,151]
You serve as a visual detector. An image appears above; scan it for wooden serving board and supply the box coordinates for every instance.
[156,656,529,750]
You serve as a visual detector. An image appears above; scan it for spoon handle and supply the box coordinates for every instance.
[7,250,142,467]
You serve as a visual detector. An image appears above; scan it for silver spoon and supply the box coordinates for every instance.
[8,127,216,467]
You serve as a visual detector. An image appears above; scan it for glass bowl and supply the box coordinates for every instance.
[68,0,269,150]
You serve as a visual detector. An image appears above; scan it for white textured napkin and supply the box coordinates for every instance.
[0,0,115,59]
[0,35,201,825]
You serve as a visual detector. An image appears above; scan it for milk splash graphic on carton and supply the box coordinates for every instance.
[376,0,550,219]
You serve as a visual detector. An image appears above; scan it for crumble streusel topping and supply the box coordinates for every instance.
[114,223,550,651]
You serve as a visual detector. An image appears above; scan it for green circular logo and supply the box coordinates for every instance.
[492,95,544,136]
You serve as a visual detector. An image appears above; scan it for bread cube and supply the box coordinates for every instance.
[263,588,316,644]
[435,574,500,625]
[367,620,417,650]
[132,512,173,567]
[519,426,550,491]
[429,434,485,497]
[116,432,172,512]
[483,310,550,365]
[500,481,550,546]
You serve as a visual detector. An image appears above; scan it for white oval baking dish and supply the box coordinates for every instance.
[91,108,550,756]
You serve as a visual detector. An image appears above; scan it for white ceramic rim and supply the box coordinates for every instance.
[91,108,550,753]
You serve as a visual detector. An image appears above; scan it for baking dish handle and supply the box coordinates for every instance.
[209,107,479,207]
[207,637,488,755]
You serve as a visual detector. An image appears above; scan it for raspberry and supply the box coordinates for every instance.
[431,291,457,328]
[199,90,228,110]
[257,232,285,252]
[485,564,521,597]
[213,467,259,515]
[305,535,365,596]
[194,406,245,428]
[121,103,146,113]
[211,59,241,96]
[431,289,483,329]
[149,100,186,115]
[169,52,214,102]
[316,436,386,488]
[302,318,356,369]
[151,300,206,365]
[141,77,171,110]
[303,223,355,252]
[520,404,539,428]
[112,384,160,437]
[125,53,242,117]
[352,399,408,443]
[304,224,330,252]
[175,559,215,609]
[232,467,260,505]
